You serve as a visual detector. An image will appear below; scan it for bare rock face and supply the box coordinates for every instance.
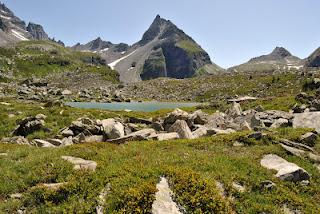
[260,154,310,182]
[100,119,125,139]
[26,22,49,40]
[12,114,47,137]
[305,47,320,68]
[168,120,193,139]
[293,112,320,130]
[61,156,97,171]
[152,177,182,214]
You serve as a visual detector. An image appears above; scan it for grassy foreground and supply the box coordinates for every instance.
[0,129,320,213]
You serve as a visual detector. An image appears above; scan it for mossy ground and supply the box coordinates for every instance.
[0,129,320,213]
[0,41,119,83]
[0,99,320,213]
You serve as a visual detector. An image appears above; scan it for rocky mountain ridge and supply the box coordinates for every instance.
[229,47,304,73]
[0,2,50,46]
[74,15,223,83]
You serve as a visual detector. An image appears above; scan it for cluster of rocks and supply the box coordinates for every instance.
[15,78,132,103]
[294,90,320,113]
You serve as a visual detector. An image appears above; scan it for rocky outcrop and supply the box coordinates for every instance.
[260,154,310,182]
[26,22,49,40]
[0,2,50,45]
[61,156,97,171]
[12,114,47,137]
[305,47,320,68]
[152,177,182,214]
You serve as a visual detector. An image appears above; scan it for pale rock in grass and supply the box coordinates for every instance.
[107,128,156,144]
[152,177,182,214]
[61,128,74,137]
[10,193,22,199]
[61,89,72,95]
[164,108,189,125]
[84,135,105,143]
[47,139,63,147]
[270,118,289,128]
[61,156,97,171]
[192,126,208,138]
[38,182,68,191]
[151,132,180,141]
[207,128,236,135]
[1,136,29,145]
[61,136,73,146]
[33,139,56,148]
[168,120,194,139]
[232,182,246,193]
[293,112,320,130]
[260,154,310,182]
[0,153,8,156]
[100,118,125,139]
[226,102,242,118]
[188,110,208,125]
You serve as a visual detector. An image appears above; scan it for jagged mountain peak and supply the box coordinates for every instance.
[270,47,292,58]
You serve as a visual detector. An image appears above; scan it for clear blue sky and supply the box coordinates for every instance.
[2,0,320,68]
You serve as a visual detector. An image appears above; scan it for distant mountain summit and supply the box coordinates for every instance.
[305,47,320,68]
[0,2,51,46]
[230,47,303,72]
[75,15,223,83]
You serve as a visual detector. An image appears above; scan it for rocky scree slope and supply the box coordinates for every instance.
[0,2,51,46]
[229,47,304,73]
[75,15,223,83]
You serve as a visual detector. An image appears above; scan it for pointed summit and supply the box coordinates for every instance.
[139,15,170,45]
[270,47,292,58]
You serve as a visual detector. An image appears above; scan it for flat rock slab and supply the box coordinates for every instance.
[261,154,310,182]
[293,112,320,129]
[61,156,97,171]
[0,153,8,156]
[152,177,182,214]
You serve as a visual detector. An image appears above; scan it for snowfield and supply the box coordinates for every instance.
[11,29,29,41]
[108,50,137,69]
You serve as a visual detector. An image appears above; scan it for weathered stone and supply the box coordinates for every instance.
[192,126,208,139]
[270,118,289,128]
[13,115,46,137]
[207,128,236,135]
[128,117,152,125]
[100,119,125,139]
[300,132,317,147]
[259,180,276,191]
[0,153,8,156]
[260,154,310,182]
[61,89,72,95]
[84,135,105,143]
[164,108,189,125]
[151,122,164,132]
[188,110,208,125]
[61,136,73,146]
[151,132,180,141]
[10,193,23,199]
[232,182,246,192]
[107,129,156,144]
[206,112,228,129]
[33,139,56,148]
[293,112,320,129]
[38,182,68,191]
[226,102,242,118]
[1,136,29,145]
[61,156,97,171]
[61,128,74,137]
[152,177,182,214]
[168,120,193,139]
[47,139,63,147]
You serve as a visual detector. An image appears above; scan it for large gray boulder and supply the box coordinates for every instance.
[12,114,47,136]
[293,112,320,130]
[164,108,189,126]
[260,154,310,182]
[226,102,242,118]
[168,120,194,139]
[99,119,125,139]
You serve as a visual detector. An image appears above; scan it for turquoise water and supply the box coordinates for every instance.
[65,102,200,112]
